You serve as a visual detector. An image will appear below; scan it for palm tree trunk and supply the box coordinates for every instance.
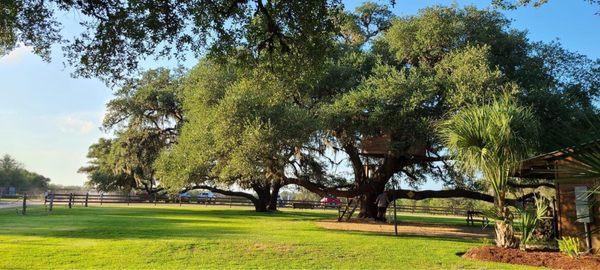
[494,194,519,248]
[495,220,518,248]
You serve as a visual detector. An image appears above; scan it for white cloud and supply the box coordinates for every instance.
[0,46,32,65]
[56,114,99,135]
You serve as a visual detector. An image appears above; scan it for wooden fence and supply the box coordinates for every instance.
[42,192,482,217]
[43,192,338,209]
[3,192,494,226]
[391,204,473,216]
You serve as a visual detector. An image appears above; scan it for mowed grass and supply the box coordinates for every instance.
[0,205,532,269]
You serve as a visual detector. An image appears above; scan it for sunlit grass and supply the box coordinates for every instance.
[0,205,533,269]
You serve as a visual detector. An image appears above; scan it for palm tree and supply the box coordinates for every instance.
[441,95,539,248]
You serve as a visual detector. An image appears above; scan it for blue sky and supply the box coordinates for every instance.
[1,0,599,188]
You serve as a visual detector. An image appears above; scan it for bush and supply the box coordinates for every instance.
[558,236,582,258]
[517,196,550,246]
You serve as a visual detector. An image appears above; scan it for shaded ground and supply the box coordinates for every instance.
[464,246,600,269]
[317,219,494,239]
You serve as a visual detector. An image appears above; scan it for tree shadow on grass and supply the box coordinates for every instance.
[0,218,244,240]
[0,205,335,241]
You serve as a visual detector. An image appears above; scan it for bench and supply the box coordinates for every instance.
[292,202,314,209]
[466,210,489,226]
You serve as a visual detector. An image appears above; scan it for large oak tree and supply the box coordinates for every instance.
[155,59,318,212]
[284,5,600,218]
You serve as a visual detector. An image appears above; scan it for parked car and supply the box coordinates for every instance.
[320,196,341,207]
[197,192,216,204]
[179,192,192,202]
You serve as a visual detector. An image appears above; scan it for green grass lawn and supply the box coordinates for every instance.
[0,205,533,269]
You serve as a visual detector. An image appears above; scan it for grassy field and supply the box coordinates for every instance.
[0,205,533,269]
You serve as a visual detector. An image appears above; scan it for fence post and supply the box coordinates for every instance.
[49,191,54,212]
[22,193,27,215]
[85,192,89,207]
[393,197,398,236]
[100,193,103,206]
[154,193,157,206]
[229,197,232,208]
[127,194,130,206]
[68,193,73,209]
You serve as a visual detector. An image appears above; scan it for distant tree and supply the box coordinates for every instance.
[78,138,139,192]
[47,183,88,193]
[0,154,50,193]
[291,187,322,201]
[80,69,183,194]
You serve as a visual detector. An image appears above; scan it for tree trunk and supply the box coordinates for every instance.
[253,198,269,212]
[494,194,518,248]
[267,181,281,211]
[357,183,385,219]
[357,192,377,218]
[253,183,273,212]
[495,220,519,248]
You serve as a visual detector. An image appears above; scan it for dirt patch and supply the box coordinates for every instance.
[463,246,600,269]
[316,219,493,239]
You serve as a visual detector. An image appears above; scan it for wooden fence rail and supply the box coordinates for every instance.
[4,192,491,224]
[43,193,336,209]
[42,193,482,217]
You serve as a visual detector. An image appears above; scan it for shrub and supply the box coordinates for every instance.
[517,196,550,246]
[558,236,582,258]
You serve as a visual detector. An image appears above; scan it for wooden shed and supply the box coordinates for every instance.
[516,148,600,253]
[360,134,426,158]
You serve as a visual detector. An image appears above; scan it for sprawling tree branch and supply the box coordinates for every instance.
[342,142,365,182]
[185,185,258,203]
[387,189,537,207]
[286,175,537,207]
[284,177,359,197]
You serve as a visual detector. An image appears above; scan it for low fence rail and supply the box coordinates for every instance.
[391,204,472,216]
[5,192,490,225]
[44,193,484,215]
[43,192,337,209]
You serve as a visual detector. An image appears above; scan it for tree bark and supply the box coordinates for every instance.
[357,183,385,218]
[253,198,269,212]
[252,183,272,212]
[495,220,519,248]
[386,189,536,207]
[267,181,282,211]
[494,193,519,248]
